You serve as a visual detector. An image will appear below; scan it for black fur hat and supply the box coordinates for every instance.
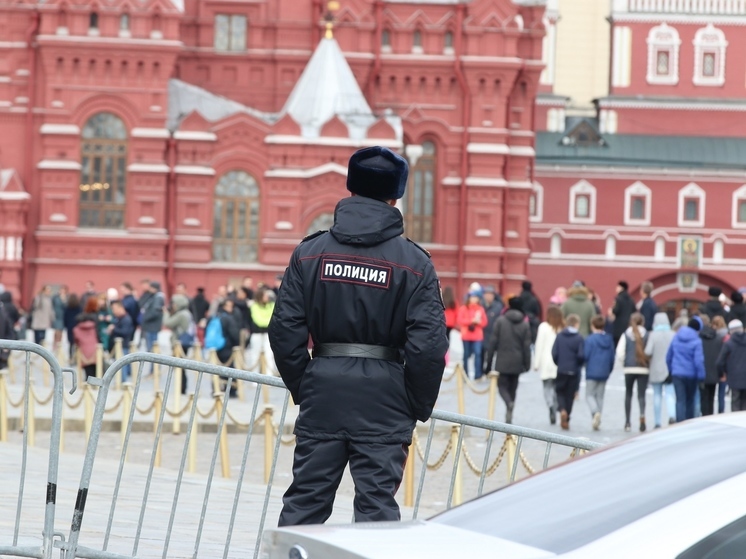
[347,146,408,200]
[708,286,722,297]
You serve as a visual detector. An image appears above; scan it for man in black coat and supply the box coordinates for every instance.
[717,319,746,412]
[611,281,637,347]
[727,291,746,325]
[268,146,448,526]
[518,280,542,343]
[703,286,727,321]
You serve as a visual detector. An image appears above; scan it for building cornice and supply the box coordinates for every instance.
[535,164,746,180]
[597,97,746,111]
[611,14,746,25]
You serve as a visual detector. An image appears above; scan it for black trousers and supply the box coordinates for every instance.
[624,373,649,423]
[498,374,520,408]
[701,383,717,416]
[555,373,579,417]
[278,436,408,526]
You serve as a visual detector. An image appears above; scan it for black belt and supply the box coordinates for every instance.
[313,343,403,363]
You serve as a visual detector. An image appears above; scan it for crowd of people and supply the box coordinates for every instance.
[444,279,746,430]
[0,275,283,393]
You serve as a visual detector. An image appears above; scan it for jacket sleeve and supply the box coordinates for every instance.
[479,307,488,328]
[716,343,729,376]
[615,335,626,370]
[522,325,532,372]
[456,306,468,328]
[268,249,310,403]
[666,342,674,373]
[694,340,706,381]
[486,320,500,372]
[644,334,654,357]
[551,337,559,365]
[403,262,448,422]
[534,325,545,370]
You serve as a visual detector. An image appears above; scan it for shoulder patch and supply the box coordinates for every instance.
[407,237,431,258]
[302,230,327,242]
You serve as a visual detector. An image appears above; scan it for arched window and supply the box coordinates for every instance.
[79,113,128,229]
[213,171,260,262]
[382,29,391,51]
[306,212,334,236]
[444,31,454,54]
[402,141,435,243]
[646,23,680,85]
[89,11,99,30]
[412,29,422,53]
[693,24,727,86]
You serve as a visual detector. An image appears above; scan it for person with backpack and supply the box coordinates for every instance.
[616,312,650,432]
[206,299,240,365]
[164,293,195,393]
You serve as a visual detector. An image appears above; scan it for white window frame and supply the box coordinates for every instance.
[654,236,666,262]
[624,181,652,226]
[646,23,680,85]
[713,238,724,264]
[569,180,596,224]
[693,24,727,87]
[529,182,543,223]
[605,234,617,260]
[678,182,705,228]
[731,184,746,229]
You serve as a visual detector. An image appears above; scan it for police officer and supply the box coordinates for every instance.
[268,146,448,526]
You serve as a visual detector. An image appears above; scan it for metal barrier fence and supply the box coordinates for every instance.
[0,340,603,559]
[0,340,76,559]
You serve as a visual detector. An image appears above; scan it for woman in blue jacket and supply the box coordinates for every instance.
[666,317,706,422]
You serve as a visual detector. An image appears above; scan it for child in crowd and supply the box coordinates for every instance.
[583,315,616,430]
[551,314,585,430]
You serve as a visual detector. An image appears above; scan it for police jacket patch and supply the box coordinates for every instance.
[320,258,391,289]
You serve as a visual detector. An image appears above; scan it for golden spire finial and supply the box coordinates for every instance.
[324,1,339,39]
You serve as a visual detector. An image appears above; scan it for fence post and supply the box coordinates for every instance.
[84,384,94,441]
[450,425,462,506]
[154,391,163,468]
[486,371,499,424]
[263,404,275,484]
[172,343,182,436]
[192,340,203,363]
[455,363,465,415]
[214,393,231,478]
[260,354,270,404]
[188,395,197,473]
[208,350,221,394]
[232,346,245,401]
[152,341,161,392]
[28,388,36,448]
[506,435,516,482]
[129,341,139,387]
[404,440,415,507]
[121,383,132,459]
[0,371,7,442]
[113,337,123,390]
[7,350,15,384]
[95,344,104,379]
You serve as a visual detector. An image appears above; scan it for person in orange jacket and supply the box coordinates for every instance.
[457,290,488,380]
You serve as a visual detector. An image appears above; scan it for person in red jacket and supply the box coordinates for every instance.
[457,291,488,380]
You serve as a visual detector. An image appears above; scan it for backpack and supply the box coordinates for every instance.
[178,318,197,351]
[204,316,226,351]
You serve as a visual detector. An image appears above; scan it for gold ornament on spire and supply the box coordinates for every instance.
[324,1,339,39]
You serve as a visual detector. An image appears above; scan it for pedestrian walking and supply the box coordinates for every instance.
[52,286,68,351]
[139,281,165,353]
[268,146,448,526]
[63,294,81,362]
[703,287,727,321]
[711,315,729,414]
[481,286,504,374]
[637,281,658,332]
[31,285,55,346]
[561,281,596,337]
[699,315,725,416]
[610,281,637,347]
[666,317,705,422]
[534,306,563,425]
[120,282,140,330]
[0,298,14,370]
[584,315,615,430]
[645,312,676,428]
[726,291,746,325]
[458,291,487,380]
[107,300,135,381]
[248,286,276,374]
[551,314,584,430]
[518,280,542,343]
[0,292,20,338]
[717,319,746,412]
[74,298,100,379]
[616,312,650,432]
[164,294,193,391]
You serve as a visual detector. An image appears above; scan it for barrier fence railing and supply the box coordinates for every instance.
[0,340,603,559]
[0,340,76,559]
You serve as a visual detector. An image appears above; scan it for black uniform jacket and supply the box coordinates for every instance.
[268,196,448,444]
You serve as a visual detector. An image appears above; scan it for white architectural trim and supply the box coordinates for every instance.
[467,143,509,154]
[599,109,618,133]
[174,165,216,176]
[465,177,508,187]
[130,128,170,139]
[597,98,746,111]
[0,191,31,201]
[264,135,401,149]
[624,181,652,226]
[605,234,617,259]
[529,182,543,223]
[646,23,680,85]
[546,108,566,132]
[540,16,557,86]
[173,130,217,141]
[612,26,632,88]
[127,163,170,173]
[40,123,80,135]
[731,184,746,229]
[550,233,561,258]
[569,180,597,225]
[713,238,724,264]
[612,14,746,26]
[37,160,81,170]
[441,176,462,186]
[693,24,727,87]
[654,235,666,261]
[264,162,348,179]
[678,182,706,227]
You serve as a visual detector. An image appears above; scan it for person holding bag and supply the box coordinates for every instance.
[616,312,650,432]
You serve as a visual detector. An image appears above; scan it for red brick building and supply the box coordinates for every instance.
[530,0,746,315]
[0,0,546,304]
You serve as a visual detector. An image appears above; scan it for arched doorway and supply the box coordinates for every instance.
[640,272,738,324]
